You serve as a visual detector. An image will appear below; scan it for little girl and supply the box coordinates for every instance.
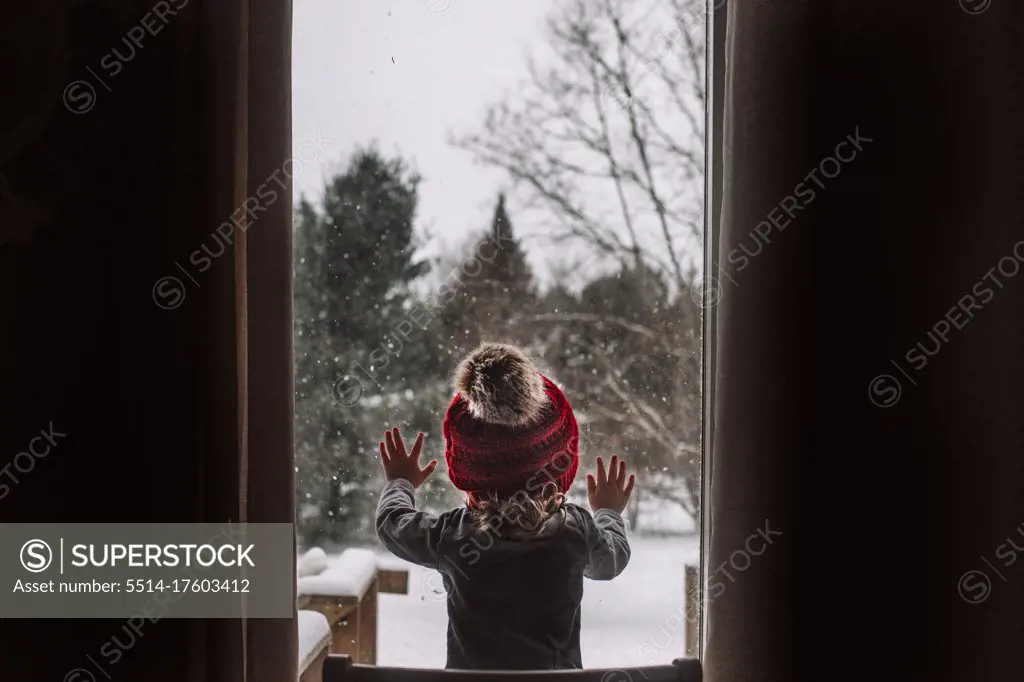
[376,342,635,670]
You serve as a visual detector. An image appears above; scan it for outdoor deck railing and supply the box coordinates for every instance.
[297,550,700,679]
[297,547,410,675]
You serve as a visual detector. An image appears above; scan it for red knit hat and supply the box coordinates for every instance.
[443,343,579,504]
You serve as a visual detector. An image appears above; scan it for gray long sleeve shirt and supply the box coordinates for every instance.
[376,478,631,670]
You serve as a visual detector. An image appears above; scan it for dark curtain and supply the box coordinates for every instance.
[1,0,296,680]
[707,2,1024,681]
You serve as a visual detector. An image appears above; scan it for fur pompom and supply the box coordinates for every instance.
[453,343,547,426]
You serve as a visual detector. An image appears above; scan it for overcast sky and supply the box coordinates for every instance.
[292,0,555,271]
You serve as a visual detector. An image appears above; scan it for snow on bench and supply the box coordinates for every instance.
[297,547,328,578]
[296,548,412,666]
[299,548,378,600]
[297,610,331,677]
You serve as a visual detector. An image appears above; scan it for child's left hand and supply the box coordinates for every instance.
[379,427,438,489]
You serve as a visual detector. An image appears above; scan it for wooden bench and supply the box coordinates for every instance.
[297,548,411,666]
[297,610,331,682]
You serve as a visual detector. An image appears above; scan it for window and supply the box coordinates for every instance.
[292,0,709,669]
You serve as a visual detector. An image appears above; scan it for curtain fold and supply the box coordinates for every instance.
[707,2,1024,681]
[1,0,295,680]
[244,0,298,679]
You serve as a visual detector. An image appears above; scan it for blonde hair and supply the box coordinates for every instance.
[470,483,565,536]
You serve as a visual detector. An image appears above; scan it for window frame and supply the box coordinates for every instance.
[699,0,727,662]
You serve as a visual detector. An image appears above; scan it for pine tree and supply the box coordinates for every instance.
[293,198,328,402]
[440,193,538,353]
[476,194,535,302]
[293,146,430,547]
[320,148,428,347]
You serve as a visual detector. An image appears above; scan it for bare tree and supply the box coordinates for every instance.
[453,0,707,526]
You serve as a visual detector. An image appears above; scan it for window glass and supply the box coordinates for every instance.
[292,0,707,668]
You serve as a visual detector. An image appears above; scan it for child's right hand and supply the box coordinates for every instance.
[587,455,635,514]
[379,427,438,489]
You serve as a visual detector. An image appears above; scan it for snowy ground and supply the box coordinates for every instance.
[334,535,699,669]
